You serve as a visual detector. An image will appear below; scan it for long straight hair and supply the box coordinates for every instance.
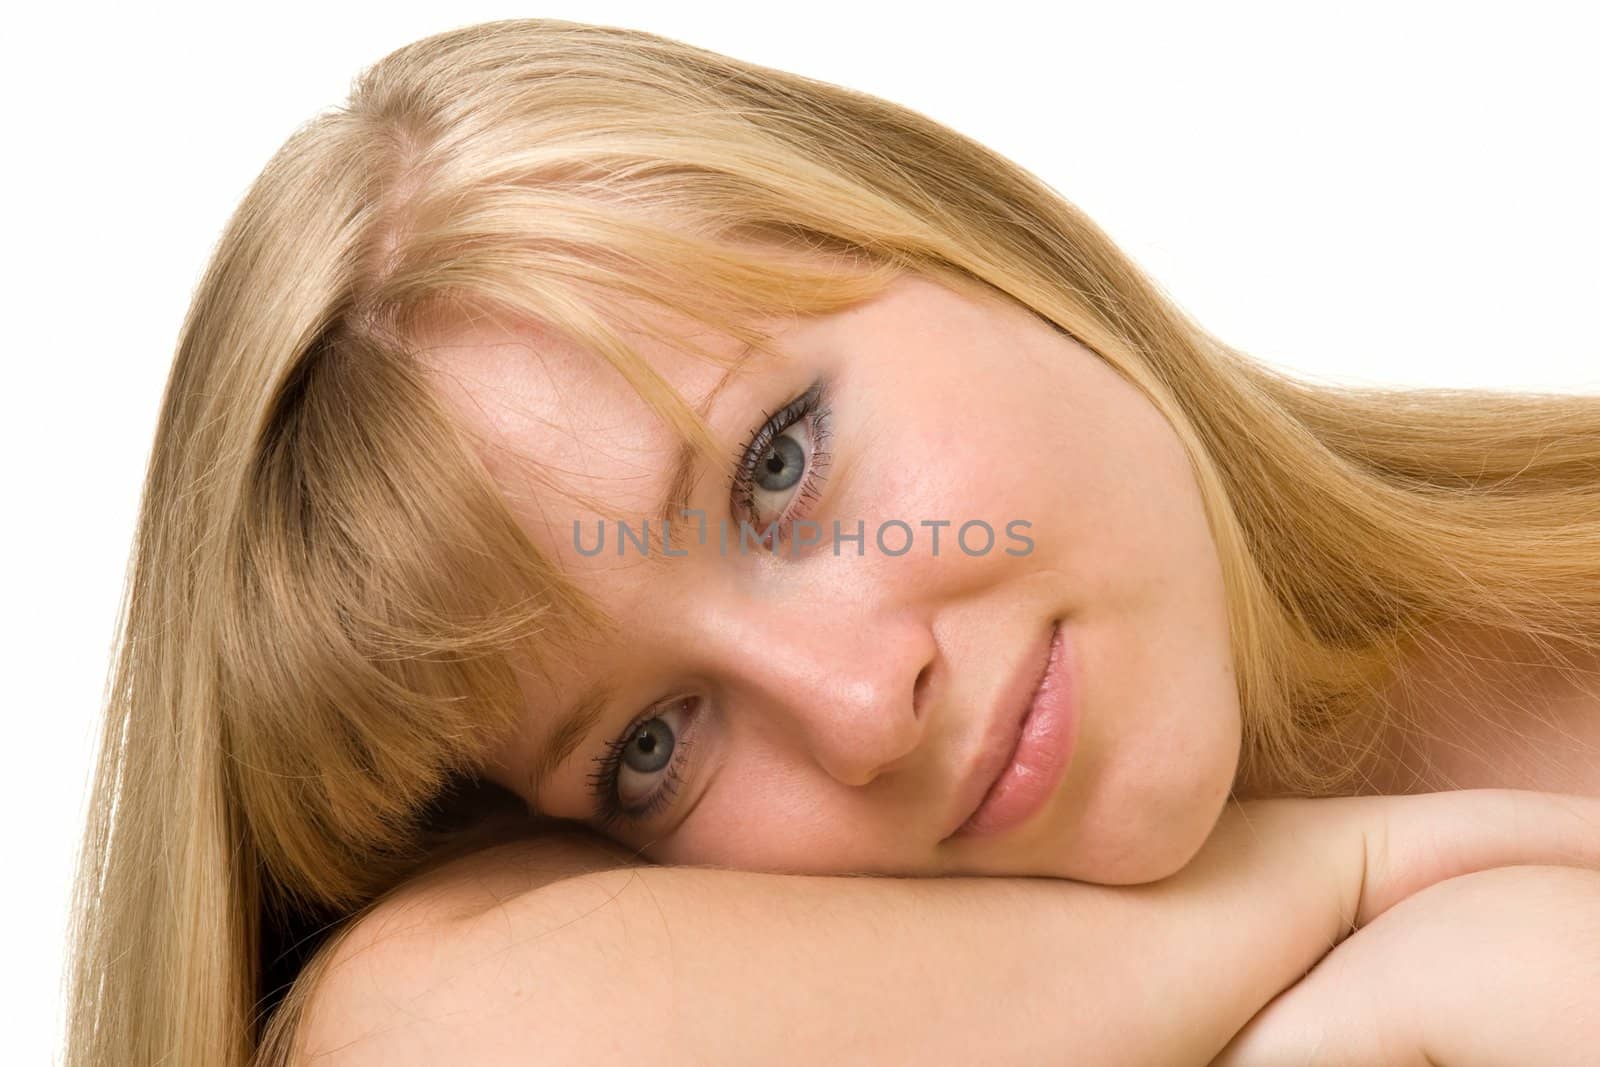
[65,18,1600,1067]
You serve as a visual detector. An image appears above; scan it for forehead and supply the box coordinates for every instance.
[416,310,747,527]
[409,308,775,705]
[408,270,1005,562]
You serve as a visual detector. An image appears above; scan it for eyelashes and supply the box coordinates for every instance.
[585,379,835,830]
[587,697,700,830]
[729,379,834,546]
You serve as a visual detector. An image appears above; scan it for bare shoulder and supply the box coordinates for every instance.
[280,825,644,1066]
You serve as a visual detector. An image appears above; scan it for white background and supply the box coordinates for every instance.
[6,2,1596,1062]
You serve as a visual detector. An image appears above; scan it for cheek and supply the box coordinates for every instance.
[857,342,1126,553]
[652,755,918,876]
[1053,609,1241,883]
[845,382,1054,543]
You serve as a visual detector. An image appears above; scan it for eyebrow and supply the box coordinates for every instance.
[526,347,751,811]
[527,683,612,813]
[653,350,746,528]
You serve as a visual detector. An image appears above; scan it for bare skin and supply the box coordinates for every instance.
[335,261,1597,1059]
[422,258,1600,873]
[1214,624,1600,1064]
[423,268,1245,886]
[1364,623,1600,798]
[295,788,1600,1066]
[1230,622,1600,802]
[285,611,1600,1065]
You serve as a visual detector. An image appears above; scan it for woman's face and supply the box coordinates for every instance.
[422,268,1241,885]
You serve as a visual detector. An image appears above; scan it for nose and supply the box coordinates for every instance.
[677,585,937,788]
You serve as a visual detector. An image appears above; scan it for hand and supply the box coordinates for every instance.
[1209,863,1600,1067]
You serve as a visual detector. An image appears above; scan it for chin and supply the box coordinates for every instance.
[1097,826,1215,884]
[1042,767,1237,886]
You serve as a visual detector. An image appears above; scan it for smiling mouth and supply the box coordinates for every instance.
[950,620,1076,840]
[939,621,1059,842]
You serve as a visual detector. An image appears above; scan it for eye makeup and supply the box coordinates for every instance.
[585,378,836,829]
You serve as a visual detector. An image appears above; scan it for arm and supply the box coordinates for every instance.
[1213,864,1600,1067]
[293,791,1600,1066]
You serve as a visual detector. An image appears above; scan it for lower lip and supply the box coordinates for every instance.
[953,623,1078,839]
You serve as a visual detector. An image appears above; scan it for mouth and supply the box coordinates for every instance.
[939,620,1063,842]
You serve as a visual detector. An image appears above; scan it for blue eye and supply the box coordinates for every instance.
[583,383,834,833]
[732,380,833,545]
[587,697,699,829]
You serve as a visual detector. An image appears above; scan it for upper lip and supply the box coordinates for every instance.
[939,621,1059,841]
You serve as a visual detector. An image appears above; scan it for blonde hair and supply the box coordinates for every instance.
[65,17,1600,1067]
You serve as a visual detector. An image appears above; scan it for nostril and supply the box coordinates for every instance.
[912,661,933,720]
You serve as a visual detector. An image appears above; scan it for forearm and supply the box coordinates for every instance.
[404,858,1343,1066]
[502,857,1337,1067]
[513,793,1600,1066]
[297,813,1345,1066]
[300,791,1600,1066]
[304,800,1376,1066]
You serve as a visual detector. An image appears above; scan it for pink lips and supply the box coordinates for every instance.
[949,622,1077,840]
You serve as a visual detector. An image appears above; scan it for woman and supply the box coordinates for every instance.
[64,17,1600,1066]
